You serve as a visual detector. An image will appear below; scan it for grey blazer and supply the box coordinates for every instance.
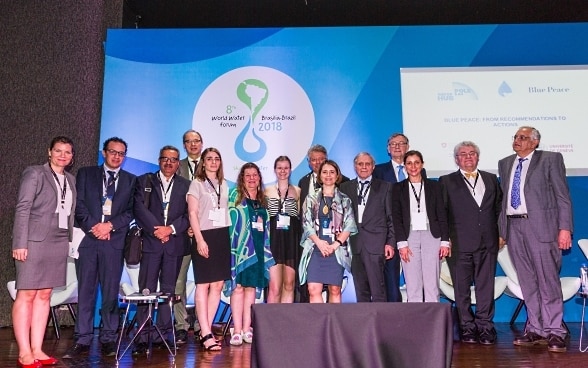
[498,150,573,242]
[12,163,77,248]
[178,157,196,180]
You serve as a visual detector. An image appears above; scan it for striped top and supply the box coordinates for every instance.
[265,185,300,217]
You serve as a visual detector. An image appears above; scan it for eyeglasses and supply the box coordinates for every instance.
[159,157,179,163]
[106,149,126,157]
[389,142,408,148]
[513,135,532,141]
[456,152,478,158]
[184,139,202,145]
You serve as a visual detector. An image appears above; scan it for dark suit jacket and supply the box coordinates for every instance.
[391,179,449,243]
[134,173,190,256]
[439,170,501,254]
[75,166,136,250]
[178,157,197,180]
[498,150,573,241]
[340,178,395,255]
[373,161,426,184]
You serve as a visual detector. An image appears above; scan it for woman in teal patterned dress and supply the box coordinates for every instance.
[226,162,274,346]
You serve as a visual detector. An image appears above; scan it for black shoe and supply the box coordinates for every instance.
[479,328,497,345]
[101,341,117,357]
[132,342,148,355]
[175,329,188,345]
[547,334,567,353]
[460,329,478,344]
[513,332,547,346]
[62,343,90,359]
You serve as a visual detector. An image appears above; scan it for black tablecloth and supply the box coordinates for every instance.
[251,302,452,368]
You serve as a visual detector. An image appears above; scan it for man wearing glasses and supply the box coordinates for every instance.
[64,137,136,358]
[498,126,573,353]
[175,130,203,344]
[131,145,191,354]
[373,133,424,303]
[439,141,502,345]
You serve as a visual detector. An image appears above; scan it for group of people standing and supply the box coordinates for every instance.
[10,125,573,366]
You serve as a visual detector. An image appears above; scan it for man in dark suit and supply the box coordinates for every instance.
[498,126,573,353]
[297,144,349,302]
[64,137,136,358]
[174,129,203,343]
[340,152,395,302]
[132,145,191,354]
[439,141,502,345]
[373,133,423,302]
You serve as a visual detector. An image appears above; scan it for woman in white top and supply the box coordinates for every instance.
[186,147,231,351]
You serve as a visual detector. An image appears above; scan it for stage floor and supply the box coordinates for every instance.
[1,322,586,367]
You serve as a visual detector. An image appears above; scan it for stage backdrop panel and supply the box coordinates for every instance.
[100,24,588,321]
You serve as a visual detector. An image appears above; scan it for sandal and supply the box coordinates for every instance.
[230,331,243,346]
[200,333,221,351]
[243,330,253,344]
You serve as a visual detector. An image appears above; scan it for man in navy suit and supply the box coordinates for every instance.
[373,133,423,302]
[439,141,502,345]
[132,145,190,354]
[498,126,573,353]
[64,137,136,358]
[340,152,395,302]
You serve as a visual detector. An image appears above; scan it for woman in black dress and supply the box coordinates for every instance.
[265,156,301,303]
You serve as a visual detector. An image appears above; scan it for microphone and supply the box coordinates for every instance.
[142,288,150,296]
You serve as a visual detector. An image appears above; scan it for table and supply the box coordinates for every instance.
[116,293,179,361]
[251,303,453,368]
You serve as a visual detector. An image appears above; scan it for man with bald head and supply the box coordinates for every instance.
[498,126,573,353]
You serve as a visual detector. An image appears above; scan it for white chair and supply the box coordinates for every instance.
[497,244,581,326]
[438,257,508,304]
[6,257,78,339]
[578,239,588,260]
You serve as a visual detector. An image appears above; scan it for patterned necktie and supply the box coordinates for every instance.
[510,158,526,209]
[358,180,370,205]
[397,165,406,181]
[106,170,116,198]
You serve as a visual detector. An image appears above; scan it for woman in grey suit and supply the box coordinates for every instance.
[12,136,76,368]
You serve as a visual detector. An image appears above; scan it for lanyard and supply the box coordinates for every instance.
[409,180,423,213]
[157,172,174,203]
[205,177,221,209]
[49,168,67,209]
[277,184,289,213]
[320,194,333,220]
[462,174,479,195]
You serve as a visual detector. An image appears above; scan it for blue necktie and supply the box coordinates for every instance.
[510,158,526,209]
[106,170,116,198]
[397,165,406,181]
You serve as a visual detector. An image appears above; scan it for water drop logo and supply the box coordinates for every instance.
[498,81,512,97]
[193,66,315,184]
[234,79,268,162]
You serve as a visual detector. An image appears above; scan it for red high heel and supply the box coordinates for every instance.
[37,357,58,366]
[16,359,42,368]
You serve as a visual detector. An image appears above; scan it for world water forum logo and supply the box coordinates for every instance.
[193,66,314,184]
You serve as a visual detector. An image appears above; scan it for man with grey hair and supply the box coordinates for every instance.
[340,152,394,302]
[439,141,502,345]
[132,145,191,354]
[498,126,572,353]
[175,129,203,343]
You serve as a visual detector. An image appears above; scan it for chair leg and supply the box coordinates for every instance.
[510,300,525,325]
[50,307,61,340]
[222,313,233,345]
[67,304,77,321]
